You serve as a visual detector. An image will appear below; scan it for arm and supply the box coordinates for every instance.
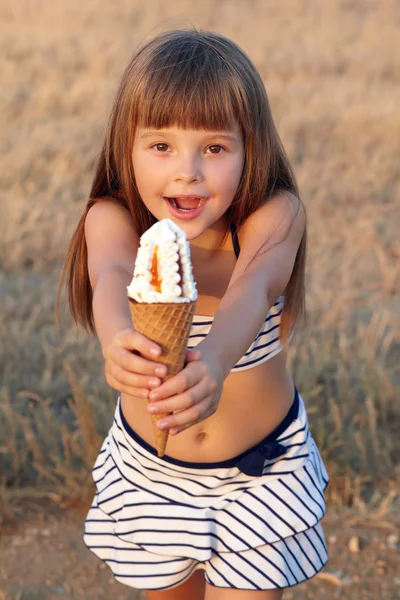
[85,200,169,397]
[200,191,306,377]
[198,271,271,379]
[147,192,305,433]
[85,200,138,355]
[92,265,133,356]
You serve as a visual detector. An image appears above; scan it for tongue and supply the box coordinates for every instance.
[174,198,200,210]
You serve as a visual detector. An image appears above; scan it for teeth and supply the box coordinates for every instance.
[169,197,206,211]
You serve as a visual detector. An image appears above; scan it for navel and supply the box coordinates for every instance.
[195,431,208,444]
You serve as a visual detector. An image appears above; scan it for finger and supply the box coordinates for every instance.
[107,363,162,390]
[148,362,204,402]
[105,370,150,399]
[147,384,202,416]
[156,397,211,431]
[115,328,163,360]
[153,381,207,425]
[110,346,168,378]
[170,403,217,435]
[185,348,202,362]
[129,352,168,378]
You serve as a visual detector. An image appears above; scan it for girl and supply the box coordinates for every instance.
[60,29,328,600]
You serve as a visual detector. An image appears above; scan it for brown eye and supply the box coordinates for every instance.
[208,145,223,154]
[154,143,169,152]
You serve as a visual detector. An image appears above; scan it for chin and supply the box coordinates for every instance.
[174,222,205,241]
[158,213,204,237]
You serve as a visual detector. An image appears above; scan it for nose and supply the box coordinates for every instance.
[173,153,204,184]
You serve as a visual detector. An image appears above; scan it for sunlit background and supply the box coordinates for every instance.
[1,1,399,598]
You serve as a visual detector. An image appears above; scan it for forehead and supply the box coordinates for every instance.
[136,124,243,140]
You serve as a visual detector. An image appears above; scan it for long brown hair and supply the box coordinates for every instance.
[58,29,306,342]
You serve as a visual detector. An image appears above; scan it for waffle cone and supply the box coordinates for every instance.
[128,298,196,457]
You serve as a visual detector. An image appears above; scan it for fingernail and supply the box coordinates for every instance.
[155,367,167,377]
[150,392,159,401]
[157,420,168,429]
[150,347,161,357]
[147,404,157,413]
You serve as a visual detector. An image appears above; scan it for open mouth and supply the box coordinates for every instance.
[164,197,207,212]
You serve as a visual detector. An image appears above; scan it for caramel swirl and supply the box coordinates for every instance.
[150,246,162,293]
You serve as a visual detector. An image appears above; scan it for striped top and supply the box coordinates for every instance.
[187,223,291,372]
[188,296,288,371]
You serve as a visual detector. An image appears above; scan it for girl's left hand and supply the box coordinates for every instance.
[146,346,224,435]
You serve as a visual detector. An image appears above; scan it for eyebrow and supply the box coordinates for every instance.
[139,131,239,142]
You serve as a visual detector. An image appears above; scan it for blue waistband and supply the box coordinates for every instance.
[119,387,300,470]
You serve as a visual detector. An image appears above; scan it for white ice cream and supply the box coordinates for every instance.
[127,219,198,303]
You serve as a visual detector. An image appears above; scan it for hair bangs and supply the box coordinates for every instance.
[133,45,243,132]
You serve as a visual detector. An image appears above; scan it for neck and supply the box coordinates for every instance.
[189,216,230,263]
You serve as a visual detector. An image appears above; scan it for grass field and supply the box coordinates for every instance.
[1,0,399,519]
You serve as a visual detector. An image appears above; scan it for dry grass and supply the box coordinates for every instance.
[1,0,399,516]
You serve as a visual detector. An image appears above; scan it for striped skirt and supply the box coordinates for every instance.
[84,388,329,591]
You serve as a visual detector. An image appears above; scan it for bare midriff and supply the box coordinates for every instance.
[120,352,295,462]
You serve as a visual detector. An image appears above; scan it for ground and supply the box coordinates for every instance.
[1,1,399,599]
[2,505,399,600]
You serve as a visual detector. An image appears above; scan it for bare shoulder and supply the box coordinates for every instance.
[240,190,305,250]
[229,191,306,303]
[85,198,137,234]
[85,198,139,289]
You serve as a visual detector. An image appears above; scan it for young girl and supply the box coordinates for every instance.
[60,29,328,600]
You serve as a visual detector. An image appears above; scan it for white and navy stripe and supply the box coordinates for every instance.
[84,392,329,590]
[188,296,292,371]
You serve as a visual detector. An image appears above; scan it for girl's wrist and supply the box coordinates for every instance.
[195,339,230,382]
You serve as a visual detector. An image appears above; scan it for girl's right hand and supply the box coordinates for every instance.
[104,328,168,399]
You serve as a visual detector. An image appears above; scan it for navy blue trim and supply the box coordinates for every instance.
[119,387,299,470]
[230,223,240,259]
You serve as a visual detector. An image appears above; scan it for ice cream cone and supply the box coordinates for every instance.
[128,298,196,457]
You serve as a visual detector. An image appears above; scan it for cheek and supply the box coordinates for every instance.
[132,169,146,197]
[132,168,154,208]
[132,151,148,172]
[134,155,167,184]
[132,156,158,196]
[221,159,244,195]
